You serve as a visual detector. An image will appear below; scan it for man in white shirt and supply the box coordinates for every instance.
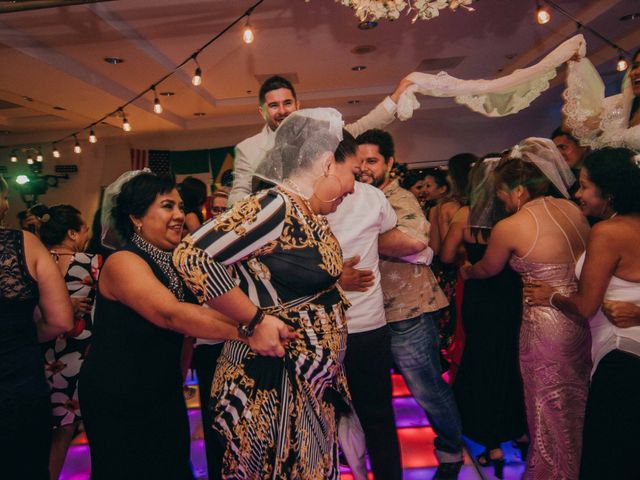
[327,137,433,480]
[228,75,413,205]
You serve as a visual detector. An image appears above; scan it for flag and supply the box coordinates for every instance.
[130,149,148,170]
[148,150,171,176]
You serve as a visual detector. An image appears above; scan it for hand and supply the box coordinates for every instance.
[70,297,92,318]
[602,300,640,328]
[389,77,414,104]
[338,256,374,292]
[523,283,555,306]
[459,261,473,281]
[248,315,298,357]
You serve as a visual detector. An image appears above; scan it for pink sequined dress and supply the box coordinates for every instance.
[510,256,591,480]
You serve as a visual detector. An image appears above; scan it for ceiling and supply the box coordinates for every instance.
[0,0,638,156]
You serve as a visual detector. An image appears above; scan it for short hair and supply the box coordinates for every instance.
[551,127,578,143]
[259,75,296,104]
[583,148,640,215]
[400,169,426,190]
[355,129,395,162]
[334,130,357,164]
[178,176,207,212]
[39,204,83,248]
[494,157,552,199]
[113,173,176,241]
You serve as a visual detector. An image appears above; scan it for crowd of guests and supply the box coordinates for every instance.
[1,48,639,480]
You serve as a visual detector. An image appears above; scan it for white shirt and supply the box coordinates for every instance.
[327,182,397,334]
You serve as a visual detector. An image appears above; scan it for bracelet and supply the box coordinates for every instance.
[549,292,560,310]
[238,307,265,338]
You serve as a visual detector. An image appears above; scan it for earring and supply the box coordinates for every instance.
[135,224,142,234]
[312,173,343,203]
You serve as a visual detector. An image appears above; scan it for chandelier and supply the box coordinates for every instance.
[333,0,475,22]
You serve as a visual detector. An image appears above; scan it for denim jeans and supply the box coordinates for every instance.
[388,311,463,463]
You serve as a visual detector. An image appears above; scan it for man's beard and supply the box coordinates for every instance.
[359,170,386,188]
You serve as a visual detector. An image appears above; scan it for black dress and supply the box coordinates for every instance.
[453,243,526,448]
[0,229,52,479]
[78,234,198,479]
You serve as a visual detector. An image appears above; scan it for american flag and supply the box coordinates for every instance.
[130,149,172,176]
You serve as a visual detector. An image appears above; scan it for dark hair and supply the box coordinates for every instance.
[29,203,48,218]
[424,168,449,191]
[447,153,476,205]
[494,158,551,199]
[113,173,176,241]
[400,169,426,190]
[550,127,578,143]
[178,176,207,212]
[583,148,640,215]
[355,129,395,162]
[39,204,83,247]
[334,129,357,163]
[259,75,296,104]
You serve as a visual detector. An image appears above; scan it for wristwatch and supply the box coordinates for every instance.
[238,307,265,338]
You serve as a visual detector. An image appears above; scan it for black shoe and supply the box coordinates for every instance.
[433,460,463,480]
[476,451,504,479]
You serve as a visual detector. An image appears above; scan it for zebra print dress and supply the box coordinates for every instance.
[173,188,350,480]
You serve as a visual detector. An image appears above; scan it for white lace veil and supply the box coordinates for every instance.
[468,157,502,230]
[397,35,586,120]
[509,137,575,199]
[101,168,150,250]
[253,108,344,199]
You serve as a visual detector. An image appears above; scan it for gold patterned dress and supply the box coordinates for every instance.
[173,188,350,480]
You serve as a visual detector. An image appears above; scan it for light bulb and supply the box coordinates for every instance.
[242,23,254,44]
[123,117,131,132]
[74,137,82,154]
[616,55,629,72]
[89,129,97,143]
[10,154,17,163]
[36,152,43,162]
[27,156,34,165]
[192,67,202,86]
[536,4,551,24]
[52,147,60,158]
[154,97,163,114]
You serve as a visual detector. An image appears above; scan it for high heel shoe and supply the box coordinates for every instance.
[476,451,505,479]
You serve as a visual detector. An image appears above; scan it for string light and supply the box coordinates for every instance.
[74,135,82,154]
[10,152,17,162]
[52,146,60,158]
[536,2,551,24]
[120,109,131,132]
[152,86,163,114]
[36,149,43,162]
[89,129,97,143]
[616,52,629,72]
[192,57,202,86]
[242,17,255,44]
[27,155,34,165]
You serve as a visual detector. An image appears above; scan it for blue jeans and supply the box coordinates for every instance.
[388,311,463,462]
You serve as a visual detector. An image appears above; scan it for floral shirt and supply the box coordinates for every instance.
[379,180,448,322]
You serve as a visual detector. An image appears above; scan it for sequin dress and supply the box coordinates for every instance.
[508,197,591,480]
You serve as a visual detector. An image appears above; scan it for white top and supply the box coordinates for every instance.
[576,252,640,375]
[327,182,397,334]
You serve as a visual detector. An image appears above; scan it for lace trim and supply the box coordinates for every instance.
[131,233,185,301]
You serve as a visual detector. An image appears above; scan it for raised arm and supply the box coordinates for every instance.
[24,231,73,341]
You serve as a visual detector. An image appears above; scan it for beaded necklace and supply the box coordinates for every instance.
[131,233,184,301]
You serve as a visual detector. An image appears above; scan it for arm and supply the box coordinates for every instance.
[344,78,413,137]
[524,222,617,319]
[228,141,254,206]
[462,219,514,280]
[23,232,73,341]
[378,227,427,257]
[440,207,469,264]
[602,301,640,328]
[428,205,442,255]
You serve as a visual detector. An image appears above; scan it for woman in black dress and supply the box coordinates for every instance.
[78,172,290,479]
[0,177,74,479]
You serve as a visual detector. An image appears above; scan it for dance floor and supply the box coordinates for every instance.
[60,373,526,479]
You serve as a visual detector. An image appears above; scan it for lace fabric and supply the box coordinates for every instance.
[396,35,586,120]
[0,229,38,302]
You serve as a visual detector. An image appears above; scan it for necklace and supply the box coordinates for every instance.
[131,233,184,301]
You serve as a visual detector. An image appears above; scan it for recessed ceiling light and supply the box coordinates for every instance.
[358,20,378,30]
[23,96,33,102]
[351,65,367,71]
[193,112,206,116]
[348,100,360,104]
[104,56,124,65]
[159,91,175,97]
[351,45,377,55]
[620,13,640,21]
[53,106,66,111]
